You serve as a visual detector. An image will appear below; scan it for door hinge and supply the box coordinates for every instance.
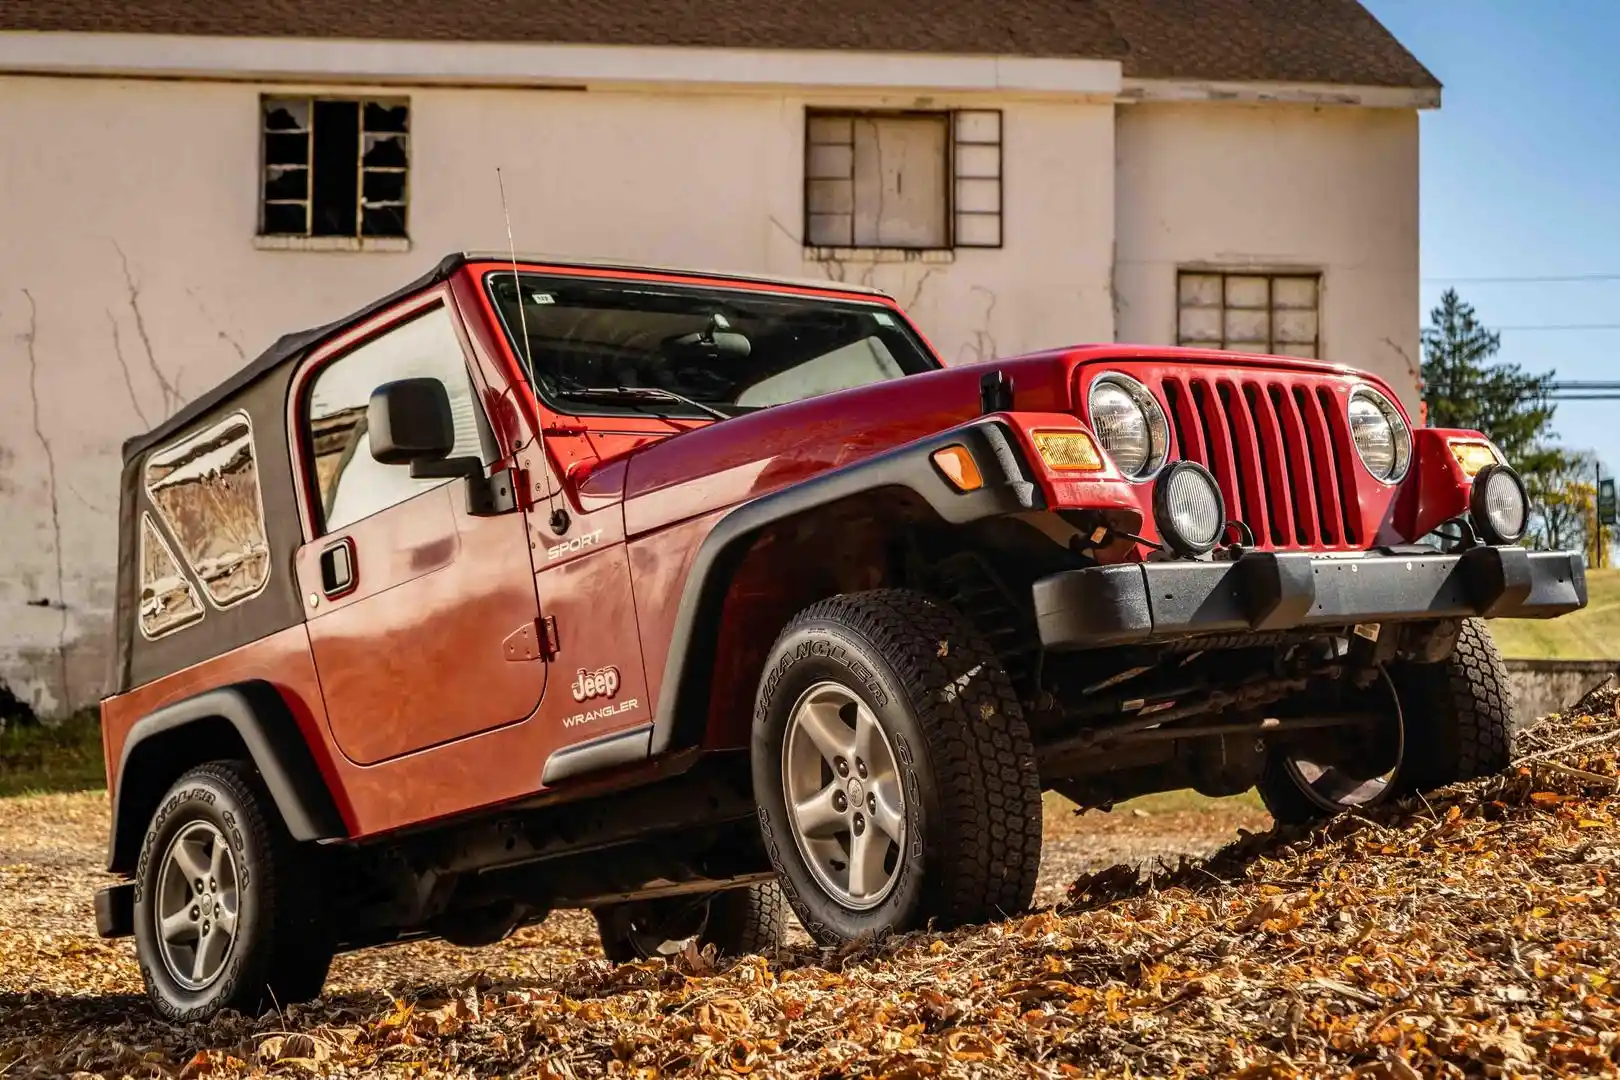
[503,615,559,663]
[539,614,560,659]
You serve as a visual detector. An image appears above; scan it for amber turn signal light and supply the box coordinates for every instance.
[1031,430,1104,471]
[1448,439,1501,478]
[931,445,984,492]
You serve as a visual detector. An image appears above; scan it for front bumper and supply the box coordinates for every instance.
[1034,546,1587,650]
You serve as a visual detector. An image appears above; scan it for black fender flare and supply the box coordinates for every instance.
[107,680,347,873]
[644,417,1042,758]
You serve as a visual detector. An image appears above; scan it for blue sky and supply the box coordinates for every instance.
[1362,0,1620,471]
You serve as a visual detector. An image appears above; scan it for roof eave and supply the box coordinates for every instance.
[1120,76,1440,110]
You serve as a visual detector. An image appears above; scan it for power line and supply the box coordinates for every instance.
[1496,324,1620,332]
[1423,273,1620,284]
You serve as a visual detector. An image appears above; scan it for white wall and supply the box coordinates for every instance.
[1113,102,1422,411]
[0,74,1117,714]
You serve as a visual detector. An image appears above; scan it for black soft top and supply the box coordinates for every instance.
[120,253,465,465]
[120,252,894,465]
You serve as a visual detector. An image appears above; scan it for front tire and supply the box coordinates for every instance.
[1259,618,1514,825]
[594,883,786,963]
[132,761,332,1022]
[752,589,1042,945]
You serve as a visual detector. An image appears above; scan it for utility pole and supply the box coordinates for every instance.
[1597,461,1607,570]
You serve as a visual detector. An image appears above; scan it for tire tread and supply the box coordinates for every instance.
[136,760,329,1021]
[780,589,1043,929]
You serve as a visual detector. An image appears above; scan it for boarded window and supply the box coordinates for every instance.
[144,413,271,608]
[805,109,1002,250]
[261,96,409,239]
[138,513,204,639]
[305,305,490,534]
[1177,272,1321,358]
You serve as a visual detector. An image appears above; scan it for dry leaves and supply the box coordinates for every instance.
[5,689,1620,1077]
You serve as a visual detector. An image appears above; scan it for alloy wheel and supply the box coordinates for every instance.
[781,681,907,910]
[154,821,240,990]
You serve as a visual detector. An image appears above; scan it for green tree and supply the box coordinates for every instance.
[1421,288,1558,467]
[1525,448,1595,553]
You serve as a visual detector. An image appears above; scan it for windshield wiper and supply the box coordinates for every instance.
[553,385,731,423]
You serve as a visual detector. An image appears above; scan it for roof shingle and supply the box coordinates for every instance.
[1,0,1439,90]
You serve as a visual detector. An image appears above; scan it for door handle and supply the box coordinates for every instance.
[319,537,356,598]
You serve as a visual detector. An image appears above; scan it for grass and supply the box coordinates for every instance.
[0,710,106,798]
[1490,567,1620,661]
[1044,787,1264,818]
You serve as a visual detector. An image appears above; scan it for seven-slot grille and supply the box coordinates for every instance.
[1155,374,1361,551]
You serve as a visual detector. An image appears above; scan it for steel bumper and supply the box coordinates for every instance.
[1034,546,1588,650]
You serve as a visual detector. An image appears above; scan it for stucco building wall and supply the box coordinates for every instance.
[0,67,1421,716]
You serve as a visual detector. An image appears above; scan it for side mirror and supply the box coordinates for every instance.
[368,378,455,465]
[366,377,517,517]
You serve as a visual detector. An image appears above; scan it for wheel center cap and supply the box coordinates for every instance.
[200,896,212,915]
[846,777,865,805]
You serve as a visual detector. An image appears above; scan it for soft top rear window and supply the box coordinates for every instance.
[485,272,939,418]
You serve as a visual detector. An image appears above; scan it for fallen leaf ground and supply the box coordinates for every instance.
[3,696,1618,1078]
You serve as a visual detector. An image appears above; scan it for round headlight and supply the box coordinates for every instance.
[1470,463,1528,545]
[1153,461,1227,557]
[1088,373,1170,480]
[1348,386,1412,483]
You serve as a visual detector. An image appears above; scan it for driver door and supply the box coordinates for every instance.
[293,295,547,766]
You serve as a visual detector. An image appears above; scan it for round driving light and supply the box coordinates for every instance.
[1087,373,1170,480]
[1153,461,1227,557]
[1348,386,1412,484]
[1470,463,1528,545]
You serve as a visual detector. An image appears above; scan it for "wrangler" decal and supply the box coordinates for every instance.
[562,698,639,729]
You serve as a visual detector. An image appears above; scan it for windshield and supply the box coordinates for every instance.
[486,272,939,418]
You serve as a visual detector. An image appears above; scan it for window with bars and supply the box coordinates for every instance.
[803,109,1002,251]
[260,96,410,241]
[1177,271,1321,358]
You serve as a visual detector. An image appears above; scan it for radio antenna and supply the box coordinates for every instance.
[496,167,564,531]
[497,167,536,386]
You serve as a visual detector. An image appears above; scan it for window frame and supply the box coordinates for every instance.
[479,268,944,422]
[1174,270,1323,358]
[802,107,1004,253]
[141,409,274,613]
[288,290,497,541]
[136,510,207,641]
[257,93,412,246]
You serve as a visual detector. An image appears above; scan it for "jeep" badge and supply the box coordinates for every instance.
[571,665,620,703]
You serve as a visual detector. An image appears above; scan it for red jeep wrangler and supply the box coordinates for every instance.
[97,253,1585,1020]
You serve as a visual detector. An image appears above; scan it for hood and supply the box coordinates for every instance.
[616,353,1074,536]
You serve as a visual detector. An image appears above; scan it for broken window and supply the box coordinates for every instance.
[138,514,204,639]
[804,109,1002,250]
[1177,272,1322,358]
[261,96,410,240]
[144,413,272,607]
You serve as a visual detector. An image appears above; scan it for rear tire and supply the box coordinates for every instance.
[132,761,333,1022]
[1258,618,1514,826]
[751,588,1042,945]
[594,882,786,963]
